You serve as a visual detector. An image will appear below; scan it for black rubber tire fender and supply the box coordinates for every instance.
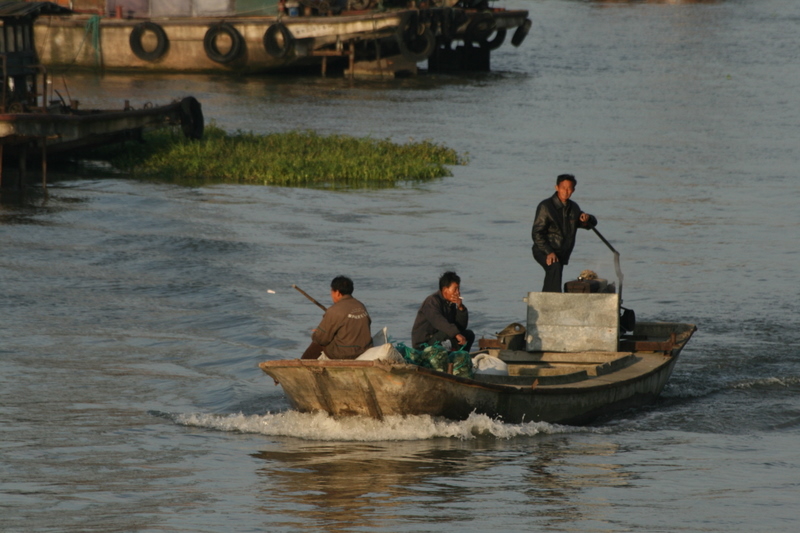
[484,28,507,50]
[263,23,295,59]
[511,18,532,47]
[203,23,245,64]
[129,22,169,62]
[397,26,436,63]
[179,97,204,140]
[465,12,496,44]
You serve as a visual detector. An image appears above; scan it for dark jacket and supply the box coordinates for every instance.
[531,193,596,265]
[411,292,469,348]
[312,295,372,359]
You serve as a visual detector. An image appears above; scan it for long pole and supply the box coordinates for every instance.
[591,227,624,301]
[292,284,327,312]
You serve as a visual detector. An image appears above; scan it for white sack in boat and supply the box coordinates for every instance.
[472,353,509,375]
[356,343,405,363]
[372,326,389,346]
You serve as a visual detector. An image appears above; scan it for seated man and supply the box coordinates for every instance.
[411,271,475,352]
[301,276,372,360]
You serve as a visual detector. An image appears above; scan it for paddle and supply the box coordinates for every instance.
[292,284,327,312]
[591,227,624,301]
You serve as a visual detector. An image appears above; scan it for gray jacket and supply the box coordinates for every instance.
[312,295,372,359]
[411,292,469,348]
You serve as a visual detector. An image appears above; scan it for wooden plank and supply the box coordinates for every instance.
[499,349,629,364]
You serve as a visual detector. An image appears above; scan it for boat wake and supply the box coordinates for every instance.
[732,376,800,390]
[169,410,589,441]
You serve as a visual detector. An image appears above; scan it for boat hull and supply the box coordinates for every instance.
[0,97,201,155]
[34,9,531,75]
[260,322,696,424]
[36,13,405,74]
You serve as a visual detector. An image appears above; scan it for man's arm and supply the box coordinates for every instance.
[532,202,555,256]
[454,305,469,331]
[419,296,461,339]
[311,309,338,347]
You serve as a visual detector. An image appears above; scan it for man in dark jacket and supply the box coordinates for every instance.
[301,276,372,359]
[411,271,475,351]
[531,174,597,292]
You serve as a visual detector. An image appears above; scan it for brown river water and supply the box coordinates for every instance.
[2,0,799,531]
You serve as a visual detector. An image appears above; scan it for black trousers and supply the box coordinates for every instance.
[533,248,564,293]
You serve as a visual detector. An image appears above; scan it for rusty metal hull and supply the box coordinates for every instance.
[260,322,697,425]
[34,8,531,75]
[36,12,411,74]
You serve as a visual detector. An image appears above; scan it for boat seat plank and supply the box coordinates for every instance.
[473,369,589,386]
[498,349,629,365]
[594,353,638,375]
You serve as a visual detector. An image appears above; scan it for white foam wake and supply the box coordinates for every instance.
[733,376,800,389]
[174,410,585,441]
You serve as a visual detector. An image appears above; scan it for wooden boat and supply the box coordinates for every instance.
[1,2,203,187]
[33,0,532,76]
[260,319,697,425]
[261,289,695,425]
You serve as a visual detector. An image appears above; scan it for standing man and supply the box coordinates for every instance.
[531,174,597,292]
[411,271,475,352]
[301,276,372,359]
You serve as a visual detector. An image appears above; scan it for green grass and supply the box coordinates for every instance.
[86,125,467,188]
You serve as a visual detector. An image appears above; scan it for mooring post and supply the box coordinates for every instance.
[18,144,27,191]
[41,137,48,190]
[348,41,355,80]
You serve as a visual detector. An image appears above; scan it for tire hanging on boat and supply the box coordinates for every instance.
[397,26,436,63]
[179,97,204,140]
[484,28,506,50]
[464,12,496,46]
[511,18,532,47]
[129,22,169,62]
[263,23,295,59]
[203,23,245,64]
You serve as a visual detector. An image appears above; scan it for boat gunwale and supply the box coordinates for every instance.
[36,8,530,31]
[38,10,429,26]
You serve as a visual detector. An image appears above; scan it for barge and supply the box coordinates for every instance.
[32,0,532,76]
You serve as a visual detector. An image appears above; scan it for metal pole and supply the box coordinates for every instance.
[591,227,624,301]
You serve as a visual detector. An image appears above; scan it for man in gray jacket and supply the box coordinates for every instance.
[411,271,474,352]
[301,276,372,359]
[532,174,597,292]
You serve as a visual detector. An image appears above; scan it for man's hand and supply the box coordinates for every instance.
[456,333,467,346]
[546,252,559,266]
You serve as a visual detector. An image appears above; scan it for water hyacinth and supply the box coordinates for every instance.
[83,124,467,187]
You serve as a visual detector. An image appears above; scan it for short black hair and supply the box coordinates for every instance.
[330,276,354,295]
[557,174,577,185]
[438,271,461,291]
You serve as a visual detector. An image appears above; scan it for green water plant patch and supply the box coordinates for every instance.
[86,125,467,187]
